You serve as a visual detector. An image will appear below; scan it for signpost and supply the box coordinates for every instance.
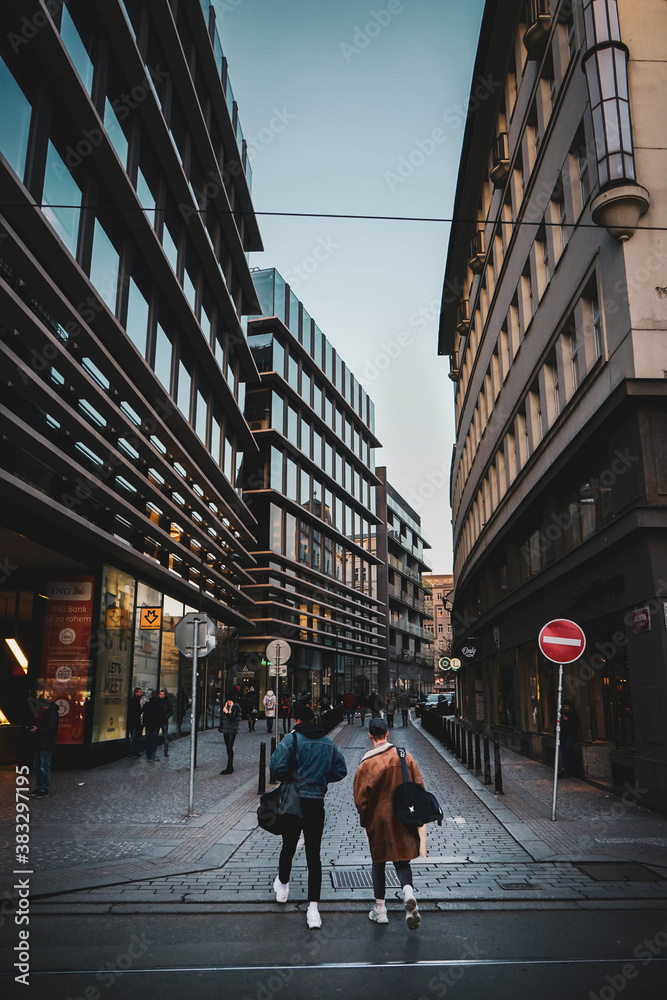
[265,639,291,721]
[174,613,217,816]
[538,618,586,822]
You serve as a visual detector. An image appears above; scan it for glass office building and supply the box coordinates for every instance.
[240,268,386,707]
[0,0,262,764]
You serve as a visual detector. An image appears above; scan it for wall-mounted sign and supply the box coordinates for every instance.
[632,607,652,634]
[140,607,162,630]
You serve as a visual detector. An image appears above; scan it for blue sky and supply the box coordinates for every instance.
[216,0,486,570]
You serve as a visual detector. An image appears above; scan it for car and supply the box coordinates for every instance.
[417,692,455,717]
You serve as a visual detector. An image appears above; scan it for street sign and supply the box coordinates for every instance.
[268,665,288,677]
[449,658,462,671]
[438,657,451,671]
[174,613,218,658]
[139,607,162,630]
[266,639,291,665]
[538,619,586,664]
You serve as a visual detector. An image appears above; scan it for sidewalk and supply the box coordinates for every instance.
[2,716,666,908]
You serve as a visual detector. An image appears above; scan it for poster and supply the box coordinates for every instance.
[40,576,95,744]
[91,566,135,743]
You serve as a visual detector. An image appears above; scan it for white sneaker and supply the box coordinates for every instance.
[273,876,289,903]
[307,905,322,929]
[405,896,420,930]
[369,905,389,924]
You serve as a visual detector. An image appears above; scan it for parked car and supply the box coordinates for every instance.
[417,692,455,718]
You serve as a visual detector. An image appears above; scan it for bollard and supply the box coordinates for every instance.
[258,742,266,795]
[494,737,503,794]
[467,727,474,771]
[455,722,461,759]
[483,735,492,785]
[271,735,276,756]
[474,731,482,776]
[447,719,452,751]
[460,724,467,765]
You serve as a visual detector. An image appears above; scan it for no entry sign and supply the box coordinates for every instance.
[538,619,586,664]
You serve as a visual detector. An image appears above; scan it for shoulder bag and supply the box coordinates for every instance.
[392,746,443,829]
[257,731,302,835]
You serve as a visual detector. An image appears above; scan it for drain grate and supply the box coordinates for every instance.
[332,869,401,889]
[573,862,664,883]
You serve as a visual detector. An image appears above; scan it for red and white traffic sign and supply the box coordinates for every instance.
[538,619,586,664]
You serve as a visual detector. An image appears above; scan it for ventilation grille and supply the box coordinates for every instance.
[574,862,664,883]
[331,869,401,889]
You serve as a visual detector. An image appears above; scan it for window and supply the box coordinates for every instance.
[103,98,128,167]
[176,359,191,418]
[136,169,156,227]
[42,142,82,256]
[153,324,172,389]
[89,220,119,310]
[60,7,94,95]
[0,57,32,179]
[593,292,603,359]
[195,388,207,442]
[578,147,591,208]
[162,223,179,272]
[570,329,579,392]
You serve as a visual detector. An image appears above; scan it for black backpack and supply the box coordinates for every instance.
[392,747,443,828]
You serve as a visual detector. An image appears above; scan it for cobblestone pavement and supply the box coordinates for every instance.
[5,714,666,907]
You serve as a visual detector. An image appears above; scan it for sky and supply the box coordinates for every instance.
[215,0,486,571]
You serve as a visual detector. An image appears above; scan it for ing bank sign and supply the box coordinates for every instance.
[46,581,93,601]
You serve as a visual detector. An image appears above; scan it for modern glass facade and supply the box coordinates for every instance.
[240,269,386,707]
[0,0,262,764]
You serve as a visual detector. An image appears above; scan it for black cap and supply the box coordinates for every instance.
[369,717,388,736]
[293,704,315,722]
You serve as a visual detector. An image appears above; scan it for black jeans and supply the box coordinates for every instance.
[145,726,160,760]
[223,732,237,768]
[279,798,325,902]
[401,709,409,726]
[282,715,292,733]
[371,860,413,900]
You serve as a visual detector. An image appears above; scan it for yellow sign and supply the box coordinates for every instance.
[105,607,129,630]
[140,607,162,630]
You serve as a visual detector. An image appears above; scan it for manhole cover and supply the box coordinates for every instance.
[574,862,663,883]
[332,869,401,889]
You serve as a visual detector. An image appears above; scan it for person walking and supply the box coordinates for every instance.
[399,690,411,727]
[343,688,357,725]
[370,690,383,718]
[270,704,347,929]
[246,686,257,732]
[280,690,293,734]
[358,692,368,728]
[28,695,60,798]
[559,699,579,777]
[263,688,277,733]
[385,691,397,729]
[142,690,166,762]
[158,688,173,757]
[353,717,423,930]
[220,693,242,774]
[127,686,143,758]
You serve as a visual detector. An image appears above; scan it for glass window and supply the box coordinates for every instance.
[0,58,31,179]
[286,457,298,501]
[60,6,94,95]
[312,529,321,571]
[335,408,343,440]
[299,521,310,565]
[272,391,284,433]
[183,267,197,315]
[154,324,172,389]
[273,337,285,376]
[177,359,191,418]
[313,382,322,417]
[42,141,82,256]
[300,468,310,506]
[288,354,299,391]
[248,332,272,373]
[89,220,119,311]
[313,325,323,366]
[104,97,128,167]
[270,446,282,489]
[210,413,221,464]
[253,268,275,317]
[269,503,282,554]
[285,513,297,560]
[325,396,333,426]
[195,388,207,442]
[289,290,299,337]
[335,354,342,389]
[301,307,311,349]
[301,370,311,406]
[324,489,333,525]
[223,433,233,481]
[335,451,343,484]
[274,271,286,322]
[325,339,333,378]
[136,169,156,226]
[162,223,178,271]
[300,417,310,455]
[324,442,333,476]
[312,429,322,465]
[287,405,298,445]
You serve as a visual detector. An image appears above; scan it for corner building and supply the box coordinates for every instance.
[439,0,667,810]
[0,0,263,764]
[240,268,386,707]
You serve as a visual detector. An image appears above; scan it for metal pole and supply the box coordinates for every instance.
[258,741,266,795]
[551,662,564,821]
[474,731,482,776]
[483,735,492,785]
[494,736,503,794]
[188,617,200,816]
[275,643,281,735]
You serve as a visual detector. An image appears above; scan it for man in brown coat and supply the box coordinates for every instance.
[353,717,423,929]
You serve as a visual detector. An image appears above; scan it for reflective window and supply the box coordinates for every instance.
[89,220,119,311]
[313,325,323,367]
[183,267,197,315]
[223,433,233,481]
[273,338,285,376]
[299,521,310,566]
[324,442,333,476]
[286,458,298,501]
[335,451,343,484]
[162,222,178,272]
[288,290,299,337]
[325,339,333,378]
[300,417,310,455]
[104,97,128,166]
[301,370,311,406]
[287,406,298,445]
[313,430,322,465]
[177,359,191,418]
[288,354,299,391]
[210,413,221,464]
[195,389,207,442]
[42,141,82,256]
[154,324,172,389]
[0,58,31,179]
[300,468,310,506]
[301,307,311,349]
[325,396,333,426]
[313,382,322,417]
[248,332,272,372]
[312,529,321,571]
[136,169,156,227]
[272,391,284,433]
[335,354,342,389]
[270,503,282,554]
[270,447,282,489]
[285,513,297,560]
[60,6,94,95]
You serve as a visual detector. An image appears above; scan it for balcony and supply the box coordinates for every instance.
[490,132,510,187]
[523,0,552,60]
[468,230,486,275]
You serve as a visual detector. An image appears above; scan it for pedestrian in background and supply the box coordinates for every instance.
[280,690,293,733]
[358,692,368,728]
[28,695,59,798]
[559,699,579,778]
[370,690,384,718]
[385,691,396,729]
[159,688,173,757]
[246,686,257,732]
[127,686,143,758]
[220,693,241,774]
[142,690,166,762]
[264,688,277,733]
[353,717,423,930]
[343,688,357,725]
[399,690,411,727]
[270,704,347,929]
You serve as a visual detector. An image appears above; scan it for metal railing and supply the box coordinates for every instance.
[419,708,502,793]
